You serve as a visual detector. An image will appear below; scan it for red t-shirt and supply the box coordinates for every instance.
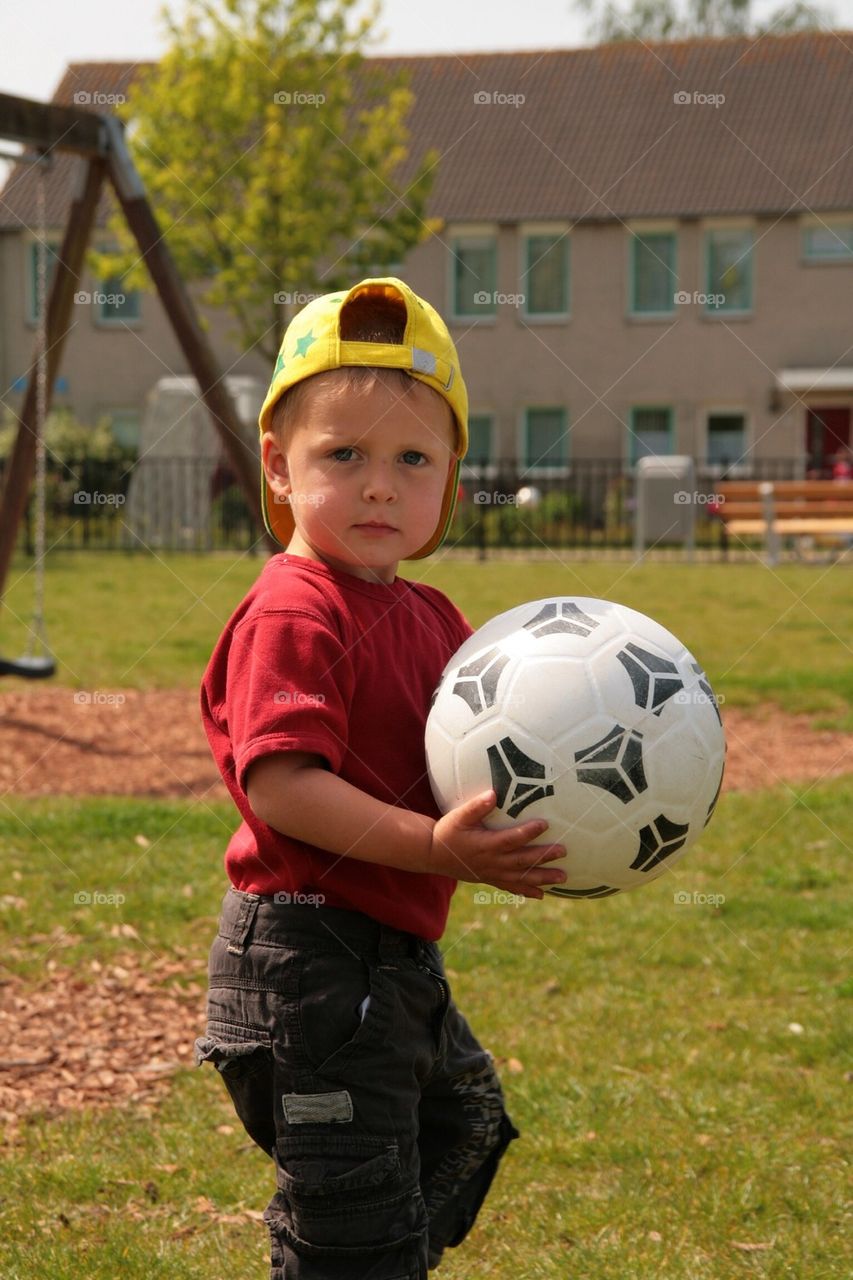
[200,553,473,940]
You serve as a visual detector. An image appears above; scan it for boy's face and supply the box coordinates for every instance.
[262,373,456,585]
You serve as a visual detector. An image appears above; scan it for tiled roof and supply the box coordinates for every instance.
[1,33,852,234]
[0,63,140,233]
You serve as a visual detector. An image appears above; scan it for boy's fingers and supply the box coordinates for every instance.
[457,789,496,823]
[525,842,566,862]
[495,825,560,855]
[509,844,565,864]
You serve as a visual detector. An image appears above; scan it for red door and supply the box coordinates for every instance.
[806,407,851,475]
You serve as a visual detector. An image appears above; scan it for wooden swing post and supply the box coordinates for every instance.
[0,90,274,614]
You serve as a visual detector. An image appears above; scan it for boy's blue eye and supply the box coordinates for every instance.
[402,450,426,465]
[331,447,355,461]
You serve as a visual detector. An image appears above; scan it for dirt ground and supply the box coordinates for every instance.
[0,686,850,799]
[1,688,850,1140]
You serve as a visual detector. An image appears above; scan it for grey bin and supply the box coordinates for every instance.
[633,455,696,560]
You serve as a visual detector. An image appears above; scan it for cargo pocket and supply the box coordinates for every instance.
[297,953,385,1078]
[264,1133,427,1278]
[194,1018,275,1156]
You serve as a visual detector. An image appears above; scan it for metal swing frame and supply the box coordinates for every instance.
[0,90,276,677]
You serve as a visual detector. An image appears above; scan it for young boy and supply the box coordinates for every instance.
[194,277,567,1279]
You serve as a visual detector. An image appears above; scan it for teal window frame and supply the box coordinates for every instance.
[802,221,853,261]
[629,231,677,315]
[705,228,753,313]
[450,235,497,319]
[96,274,142,326]
[523,406,569,471]
[629,406,674,463]
[706,412,746,466]
[108,409,142,451]
[522,232,570,318]
[465,413,494,468]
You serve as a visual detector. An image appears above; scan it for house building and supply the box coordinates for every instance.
[1,32,852,477]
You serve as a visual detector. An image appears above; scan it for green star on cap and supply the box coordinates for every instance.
[294,329,317,358]
[273,352,286,378]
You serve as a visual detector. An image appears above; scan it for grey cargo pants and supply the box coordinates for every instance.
[194,888,519,1279]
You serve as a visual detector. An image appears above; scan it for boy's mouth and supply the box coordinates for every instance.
[354,521,398,533]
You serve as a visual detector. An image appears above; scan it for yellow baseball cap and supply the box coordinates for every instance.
[258,277,468,559]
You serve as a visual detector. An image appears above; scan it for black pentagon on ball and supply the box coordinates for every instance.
[704,762,725,826]
[691,662,723,727]
[451,646,510,715]
[574,725,648,804]
[629,814,690,873]
[522,600,600,638]
[547,884,622,898]
[488,736,554,819]
[616,642,684,715]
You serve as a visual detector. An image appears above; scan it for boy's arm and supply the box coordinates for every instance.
[247,752,567,898]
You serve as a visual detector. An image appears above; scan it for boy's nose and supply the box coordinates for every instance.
[362,465,397,502]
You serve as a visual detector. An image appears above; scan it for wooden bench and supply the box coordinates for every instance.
[712,480,853,564]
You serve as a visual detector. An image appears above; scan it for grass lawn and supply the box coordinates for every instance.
[0,549,850,1276]
[0,779,850,1279]
[0,550,851,725]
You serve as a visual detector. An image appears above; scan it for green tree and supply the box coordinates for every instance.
[574,0,835,42]
[97,0,438,361]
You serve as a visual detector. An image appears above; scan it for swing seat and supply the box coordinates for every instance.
[0,653,56,679]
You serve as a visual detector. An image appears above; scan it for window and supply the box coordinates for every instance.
[466,414,494,466]
[97,275,141,325]
[523,232,569,317]
[27,240,61,323]
[629,232,676,314]
[706,413,746,466]
[802,221,853,261]
[109,409,141,451]
[451,235,497,318]
[706,228,753,312]
[523,407,568,471]
[629,407,673,462]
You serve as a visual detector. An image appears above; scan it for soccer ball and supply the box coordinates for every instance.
[425,597,726,897]
[515,485,542,508]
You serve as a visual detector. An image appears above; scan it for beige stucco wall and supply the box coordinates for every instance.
[401,213,853,468]
[0,229,268,433]
[3,211,851,467]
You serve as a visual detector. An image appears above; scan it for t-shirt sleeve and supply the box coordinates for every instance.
[224,607,355,794]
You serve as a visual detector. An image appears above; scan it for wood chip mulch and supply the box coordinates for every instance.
[0,937,206,1145]
[0,687,850,798]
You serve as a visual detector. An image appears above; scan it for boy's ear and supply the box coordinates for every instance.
[261,430,292,499]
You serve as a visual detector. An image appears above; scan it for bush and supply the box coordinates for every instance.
[0,408,136,465]
[452,487,586,548]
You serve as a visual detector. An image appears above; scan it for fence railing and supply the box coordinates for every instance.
[3,455,803,556]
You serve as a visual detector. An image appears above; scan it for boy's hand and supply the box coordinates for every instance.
[429,790,568,899]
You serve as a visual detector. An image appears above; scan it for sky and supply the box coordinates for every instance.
[2,0,853,105]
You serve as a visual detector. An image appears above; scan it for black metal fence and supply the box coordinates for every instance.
[4,454,801,556]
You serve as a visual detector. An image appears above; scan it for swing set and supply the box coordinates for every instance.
[0,90,275,678]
